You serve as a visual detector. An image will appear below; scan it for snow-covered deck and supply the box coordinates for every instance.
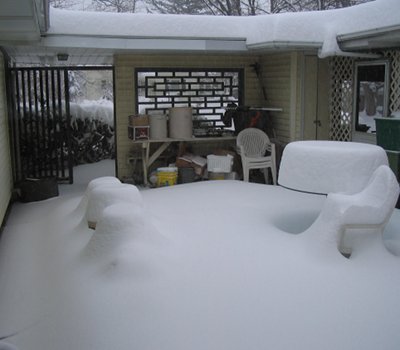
[0,160,399,350]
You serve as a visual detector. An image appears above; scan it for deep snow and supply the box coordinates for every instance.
[48,0,400,57]
[0,159,400,350]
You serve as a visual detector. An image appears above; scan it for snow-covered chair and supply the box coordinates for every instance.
[236,128,276,184]
[86,183,142,229]
[0,341,19,350]
[307,165,399,256]
[84,203,145,260]
[78,176,121,212]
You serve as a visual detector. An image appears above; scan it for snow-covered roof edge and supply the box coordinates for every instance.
[44,0,400,58]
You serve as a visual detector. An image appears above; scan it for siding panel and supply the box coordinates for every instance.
[0,53,13,226]
[260,53,292,143]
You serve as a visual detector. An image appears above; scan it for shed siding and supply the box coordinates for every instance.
[114,53,263,179]
[0,53,12,226]
[260,53,294,143]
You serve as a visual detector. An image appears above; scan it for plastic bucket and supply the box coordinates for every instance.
[208,171,225,180]
[150,115,168,139]
[169,107,193,139]
[157,167,178,187]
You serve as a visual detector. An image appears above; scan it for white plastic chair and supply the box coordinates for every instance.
[305,165,399,257]
[236,128,276,184]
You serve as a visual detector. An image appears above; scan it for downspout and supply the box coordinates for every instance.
[34,0,50,33]
[289,52,298,141]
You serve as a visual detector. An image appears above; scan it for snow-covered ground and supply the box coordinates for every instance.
[0,159,400,350]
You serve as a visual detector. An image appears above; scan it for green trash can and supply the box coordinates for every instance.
[375,117,400,209]
[375,117,400,151]
[386,151,400,183]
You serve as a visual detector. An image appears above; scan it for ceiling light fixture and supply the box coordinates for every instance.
[57,53,69,61]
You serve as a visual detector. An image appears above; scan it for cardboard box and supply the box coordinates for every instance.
[129,114,150,127]
[133,126,150,140]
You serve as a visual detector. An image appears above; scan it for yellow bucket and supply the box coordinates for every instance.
[157,167,178,187]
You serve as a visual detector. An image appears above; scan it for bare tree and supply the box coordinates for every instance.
[270,0,371,13]
[145,0,269,15]
[145,0,207,14]
[51,0,372,14]
[49,0,81,9]
[201,0,243,15]
[93,0,138,12]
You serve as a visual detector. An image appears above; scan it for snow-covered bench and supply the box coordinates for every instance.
[278,140,388,194]
[278,141,399,256]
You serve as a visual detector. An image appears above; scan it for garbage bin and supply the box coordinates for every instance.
[375,117,400,208]
[19,177,59,202]
[375,117,400,151]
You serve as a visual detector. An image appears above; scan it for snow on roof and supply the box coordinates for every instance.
[47,0,400,57]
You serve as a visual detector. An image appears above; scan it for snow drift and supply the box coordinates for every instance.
[0,156,399,350]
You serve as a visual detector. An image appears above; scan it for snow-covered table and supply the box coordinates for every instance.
[133,136,236,185]
[278,141,389,194]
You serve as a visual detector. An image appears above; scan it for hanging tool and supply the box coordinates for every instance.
[251,62,267,101]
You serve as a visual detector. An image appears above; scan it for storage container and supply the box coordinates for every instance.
[178,167,196,184]
[207,154,233,173]
[150,114,168,139]
[129,114,149,126]
[375,117,400,151]
[169,107,193,139]
[157,167,178,187]
[208,171,225,180]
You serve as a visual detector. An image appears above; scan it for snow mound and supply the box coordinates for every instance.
[0,342,19,350]
[306,165,399,257]
[70,100,114,127]
[86,182,142,229]
[83,202,145,261]
[278,141,388,195]
[78,176,121,211]
[87,176,121,190]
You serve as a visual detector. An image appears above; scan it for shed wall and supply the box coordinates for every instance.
[0,53,13,226]
[259,52,302,143]
[114,53,266,179]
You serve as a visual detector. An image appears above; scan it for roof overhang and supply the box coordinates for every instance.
[337,24,400,51]
[2,0,400,66]
[0,0,49,43]
[42,34,249,52]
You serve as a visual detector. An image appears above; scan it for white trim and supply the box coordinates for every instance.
[247,41,322,51]
[42,35,248,52]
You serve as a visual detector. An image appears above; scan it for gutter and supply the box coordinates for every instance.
[41,33,248,52]
[247,40,323,51]
[34,0,50,33]
[337,24,400,43]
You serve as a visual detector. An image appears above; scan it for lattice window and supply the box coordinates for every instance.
[329,57,354,141]
[135,68,244,132]
[329,50,400,142]
[385,50,400,114]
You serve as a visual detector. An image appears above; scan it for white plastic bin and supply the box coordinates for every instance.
[207,154,233,173]
[169,107,193,139]
[150,114,168,139]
